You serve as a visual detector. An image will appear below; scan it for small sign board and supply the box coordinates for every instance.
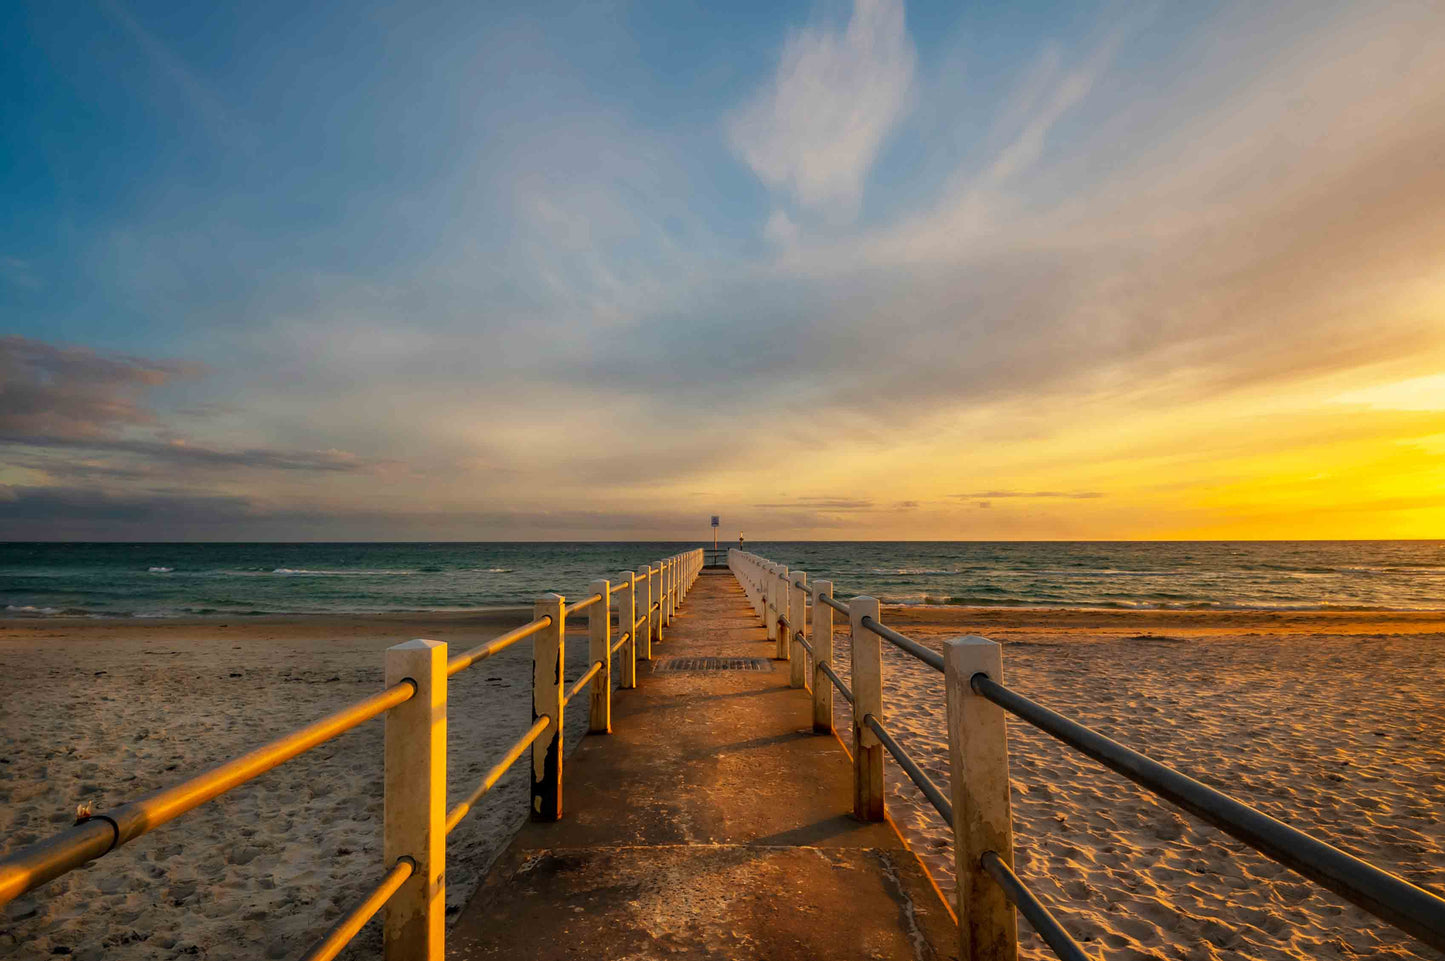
[710,515,720,527]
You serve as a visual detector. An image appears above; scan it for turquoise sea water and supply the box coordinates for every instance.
[1,541,1443,617]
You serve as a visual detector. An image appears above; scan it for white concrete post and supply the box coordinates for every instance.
[789,572,807,689]
[775,566,790,660]
[764,563,776,643]
[811,580,834,733]
[617,571,637,689]
[588,579,611,735]
[757,559,765,616]
[849,596,885,821]
[749,556,759,614]
[383,639,447,961]
[944,637,1018,961]
[763,562,772,637]
[531,593,565,821]
[636,566,652,661]
[666,557,675,623]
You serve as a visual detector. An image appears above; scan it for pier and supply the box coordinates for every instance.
[1,548,1443,960]
[447,567,956,959]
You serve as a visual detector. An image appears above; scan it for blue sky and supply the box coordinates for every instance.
[3,0,1445,539]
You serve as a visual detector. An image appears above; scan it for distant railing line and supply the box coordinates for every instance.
[819,662,853,704]
[861,615,945,673]
[300,857,415,961]
[446,715,552,833]
[448,616,551,676]
[980,852,1093,961]
[565,661,605,704]
[863,714,951,825]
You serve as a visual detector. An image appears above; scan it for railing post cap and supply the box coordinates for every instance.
[814,579,832,592]
[943,635,1003,677]
[390,638,445,652]
[537,592,564,604]
[943,634,999,651]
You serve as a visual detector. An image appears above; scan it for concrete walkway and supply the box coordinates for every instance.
[448,570,959,961]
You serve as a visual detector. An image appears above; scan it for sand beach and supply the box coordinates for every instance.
[862,607,1445,961]
[1,606,1442,960]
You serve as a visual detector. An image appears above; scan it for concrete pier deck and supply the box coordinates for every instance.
[448,569,959,961]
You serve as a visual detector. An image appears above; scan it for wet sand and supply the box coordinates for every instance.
[1,607,1443,960]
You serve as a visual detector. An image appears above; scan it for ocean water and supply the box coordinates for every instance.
[1,541,1443,617]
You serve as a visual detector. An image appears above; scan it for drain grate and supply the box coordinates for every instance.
[651,656,773,673]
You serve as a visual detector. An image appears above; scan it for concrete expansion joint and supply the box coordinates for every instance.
[872,850,931,961]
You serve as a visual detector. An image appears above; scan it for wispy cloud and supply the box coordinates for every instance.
[0,256,41,291]
[755,496,876,510]
[97,0,255,151]
[952,491,1105,500]
[0,337,377,480]
[729,0,914,219]
[0,336,198,442]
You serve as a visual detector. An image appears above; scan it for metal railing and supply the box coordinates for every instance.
[0,549,705,961]
[727,549,1445,960]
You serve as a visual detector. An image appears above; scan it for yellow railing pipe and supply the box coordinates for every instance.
[0,680,415,907]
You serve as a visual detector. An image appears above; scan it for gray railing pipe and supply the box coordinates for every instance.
[972,673,1445,952]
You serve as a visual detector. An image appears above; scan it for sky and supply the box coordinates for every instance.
[2,0,1444,541]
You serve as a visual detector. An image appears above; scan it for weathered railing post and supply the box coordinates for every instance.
[849,596,885,821]
[636,565,653,660]
[588,579,611,735]
[383,639,447,961]
[531,593,565,821]
[789,572,807,689]
[775,565,790,660]
[760,559,767,619]
[764,563,777,644]
[650,564,662,641]
[617,571,637,689]
[811,580,834,733]
[757,559,764,616]
[944,636,1018,961]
